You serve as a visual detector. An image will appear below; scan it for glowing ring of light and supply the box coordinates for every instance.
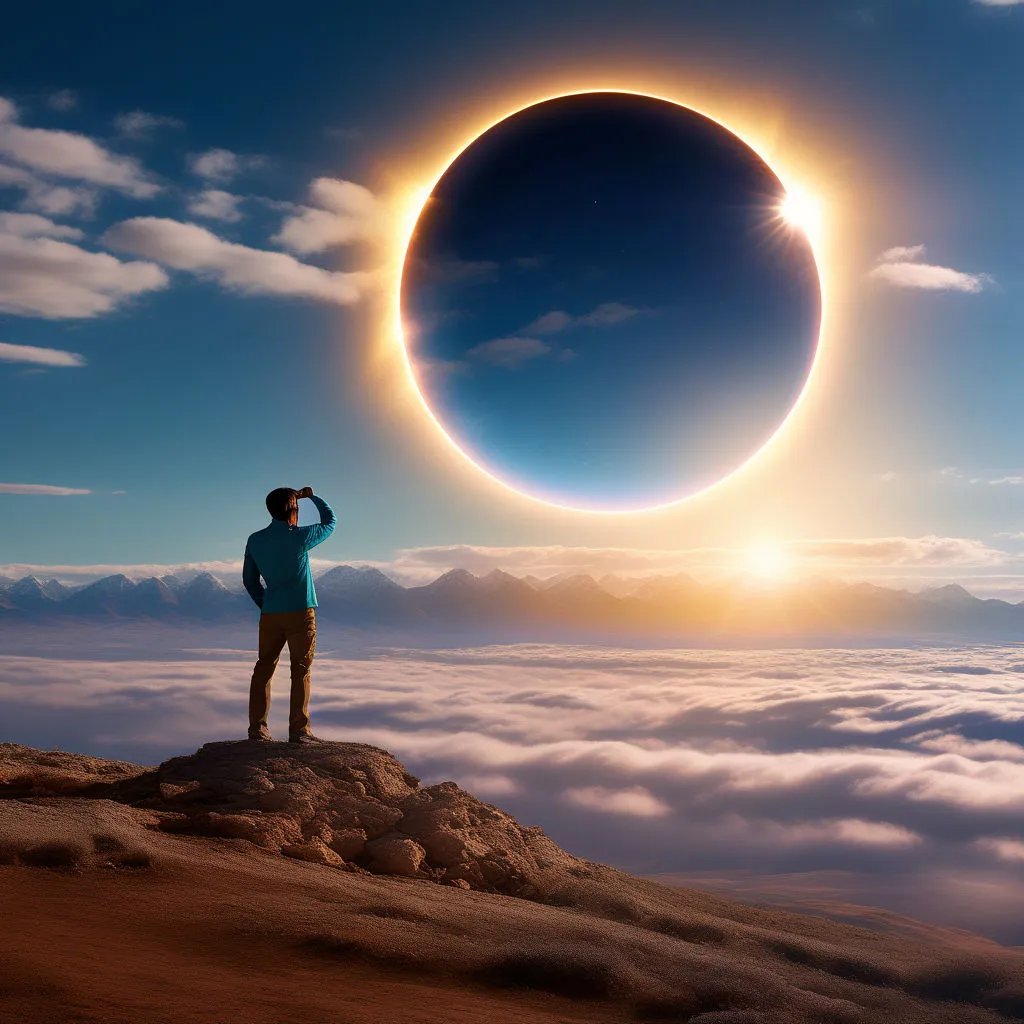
[394,88,828,514]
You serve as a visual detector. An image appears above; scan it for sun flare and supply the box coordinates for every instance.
[748,545,791,581]
[779,186,823,243]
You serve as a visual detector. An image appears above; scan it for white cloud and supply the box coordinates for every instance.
[102,216,374,306]
[187,189,243,223]
[0,483,91,495]
[417,256,499,284]
[465,336,551,369]
[525,302,638,335]
[113,110,183,140]
[564,785,671,818]
[0,212,82,239]
[878,244,926,263]
[523,310,573,334]
[578,301,637,326]
[0,341,85,367]
[0,163,97,217]
[47,90,77,112]
[188,148,261,183]
[870,244,991,293]
[973,0,1024,6]
[791,535,1006,566]
[273,177,379,253]
[0,231,168,318]
[0,96,158,198]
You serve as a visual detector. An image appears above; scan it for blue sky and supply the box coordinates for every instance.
[4,0,1024,592]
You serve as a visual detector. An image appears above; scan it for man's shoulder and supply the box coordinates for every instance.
[246,524,273,546]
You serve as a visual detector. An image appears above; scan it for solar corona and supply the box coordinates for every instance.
[399,91,824,513]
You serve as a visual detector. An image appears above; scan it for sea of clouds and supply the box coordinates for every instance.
[2,629,1023,942]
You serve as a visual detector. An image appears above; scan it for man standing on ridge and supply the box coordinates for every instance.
[243,486,336,743]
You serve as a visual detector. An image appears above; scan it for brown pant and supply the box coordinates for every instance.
[248,607,316,736]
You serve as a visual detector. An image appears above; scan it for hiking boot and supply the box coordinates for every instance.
[288,731,322,744]
[248,725,273,742]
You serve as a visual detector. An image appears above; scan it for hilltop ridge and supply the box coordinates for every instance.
[2,739,1023,1023]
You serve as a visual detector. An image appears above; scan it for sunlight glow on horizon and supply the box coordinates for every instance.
[747,545,793,582]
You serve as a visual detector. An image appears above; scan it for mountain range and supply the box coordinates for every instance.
[2,565,1024,637]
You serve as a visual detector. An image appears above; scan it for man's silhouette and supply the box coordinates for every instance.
[242,486,336,743]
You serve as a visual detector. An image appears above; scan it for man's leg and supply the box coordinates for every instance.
[248,613,287,735]
[284,607,316,738]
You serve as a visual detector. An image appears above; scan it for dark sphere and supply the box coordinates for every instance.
[402,92,821,510]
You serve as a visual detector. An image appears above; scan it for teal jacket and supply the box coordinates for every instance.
[242,495,335,614]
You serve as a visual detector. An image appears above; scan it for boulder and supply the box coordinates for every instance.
[365,835,426,877]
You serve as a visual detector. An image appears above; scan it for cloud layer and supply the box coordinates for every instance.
[4,635,1024,941]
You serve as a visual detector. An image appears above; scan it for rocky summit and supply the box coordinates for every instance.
[4,740,1024,1023]
[0,739,580,894]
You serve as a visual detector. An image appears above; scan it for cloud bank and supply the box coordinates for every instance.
[4,638,1024,941]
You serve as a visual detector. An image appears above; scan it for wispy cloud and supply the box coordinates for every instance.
[973,0,1024,6]
[273,177,379,253]
[870,244,991,293]
[187,148,262,183]
[465,336,551,369]
[102,216,374,306]
[460,301,639,371]
[524,301,638,334]
[46,90,77,112]
[0,483,91,495]
[0,96,158,198]
[0,341,85,367]
[113,110,184,140]
[186,189,243,223]
[415,256,500,285]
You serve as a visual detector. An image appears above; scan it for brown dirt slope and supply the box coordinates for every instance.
[1,740,1022,1024]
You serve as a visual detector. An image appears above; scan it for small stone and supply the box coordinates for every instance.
[328,828,366,861]
[365,835,426,877]
[281,839,346,867]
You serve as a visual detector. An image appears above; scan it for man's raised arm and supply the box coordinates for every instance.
[242,544,265,608]
[296,487,336,551]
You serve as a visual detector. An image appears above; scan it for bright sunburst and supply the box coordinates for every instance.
[779,186,823,242]
[748,545,791,581]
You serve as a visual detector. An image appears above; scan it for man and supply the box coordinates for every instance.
[242,486,336,743]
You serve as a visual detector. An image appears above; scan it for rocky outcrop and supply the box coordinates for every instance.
[0,740,580,894]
